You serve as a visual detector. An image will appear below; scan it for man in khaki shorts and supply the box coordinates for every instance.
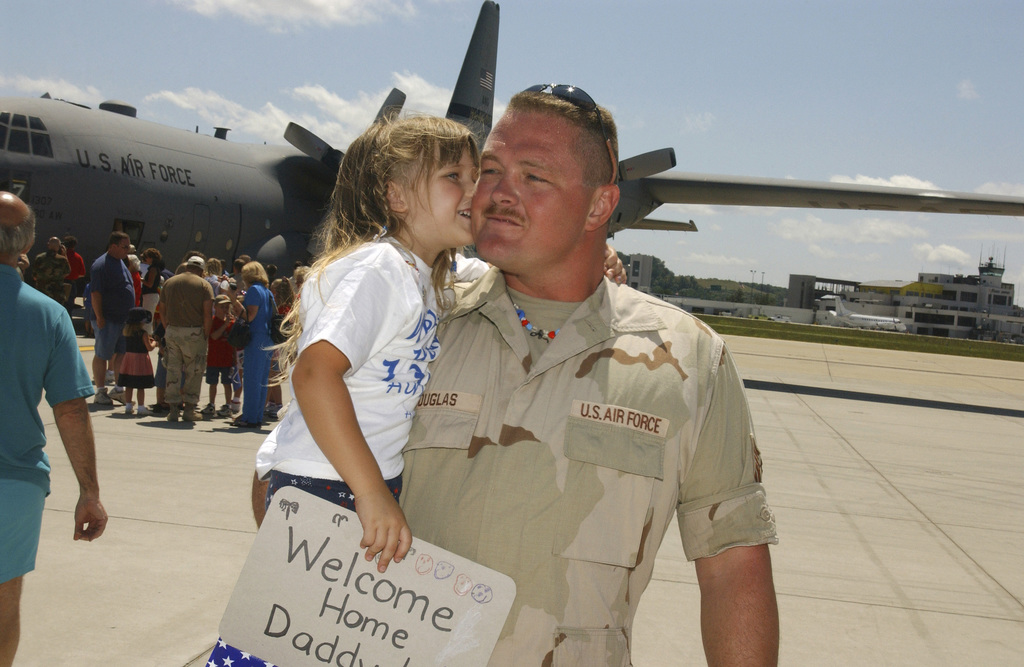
[401,86,779,665]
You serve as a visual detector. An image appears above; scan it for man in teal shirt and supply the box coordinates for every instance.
[0,192,108,666]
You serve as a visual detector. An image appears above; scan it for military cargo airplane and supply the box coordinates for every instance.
[0,3,497,271]
[2,0,1024,274]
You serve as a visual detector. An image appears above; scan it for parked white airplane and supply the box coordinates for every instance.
[820,295,908,332]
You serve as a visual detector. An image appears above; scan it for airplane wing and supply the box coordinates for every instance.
[638,171,1024,216]
[630,218,698,232]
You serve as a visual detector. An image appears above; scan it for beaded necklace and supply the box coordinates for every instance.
[512,301,559,341]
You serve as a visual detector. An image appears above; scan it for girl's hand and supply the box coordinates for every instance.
[353,489,412,573]
[604,244,626,284]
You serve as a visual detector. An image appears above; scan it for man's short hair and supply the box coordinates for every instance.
[507,89,619,187]
[107,231,130,248]
[0,205,35,256]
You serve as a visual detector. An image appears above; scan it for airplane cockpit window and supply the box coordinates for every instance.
[0,112,54,158]
[115,218,145,248]
[7,128,30,154]
[31,132,53,158]
[6,115,29,154]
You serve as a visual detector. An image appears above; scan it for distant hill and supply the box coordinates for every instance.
[622,253,786,306]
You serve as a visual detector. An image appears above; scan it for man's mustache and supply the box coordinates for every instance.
[477,204,522,225]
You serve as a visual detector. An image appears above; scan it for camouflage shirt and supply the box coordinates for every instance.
[32,251,71,302]
[401,269,777,666]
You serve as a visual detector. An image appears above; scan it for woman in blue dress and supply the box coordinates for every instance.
[233,261,273,428]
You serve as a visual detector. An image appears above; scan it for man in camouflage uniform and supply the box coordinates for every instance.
[401,87,779,666]
[32,236,70,303]
[159,256,214,422]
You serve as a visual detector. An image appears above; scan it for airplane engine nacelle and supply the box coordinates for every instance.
[242,231,312,276]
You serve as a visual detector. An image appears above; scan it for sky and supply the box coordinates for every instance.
[3,0,1024,304]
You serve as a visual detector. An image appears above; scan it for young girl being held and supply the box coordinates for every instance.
[256,115,479,573]
[119,307,156,416]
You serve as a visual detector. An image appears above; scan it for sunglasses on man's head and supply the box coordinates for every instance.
[523,84,618,183]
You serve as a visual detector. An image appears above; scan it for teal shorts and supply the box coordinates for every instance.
[0,478,46,584]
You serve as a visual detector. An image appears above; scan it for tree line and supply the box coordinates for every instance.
[623,253,785,306]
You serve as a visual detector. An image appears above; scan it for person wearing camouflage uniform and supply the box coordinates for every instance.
[159,256,214,422]
[401,87,779,666]
[31,237,70,303]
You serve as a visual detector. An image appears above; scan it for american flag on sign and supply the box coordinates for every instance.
[479,68,494,91]
[204,637,272,667]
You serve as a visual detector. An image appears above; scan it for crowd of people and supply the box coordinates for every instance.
[107,248,297,427]
[16,231,301,427]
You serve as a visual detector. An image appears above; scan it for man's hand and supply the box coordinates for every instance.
[52,398,107,542]
[74,496,107,541]
[354,489,412,573]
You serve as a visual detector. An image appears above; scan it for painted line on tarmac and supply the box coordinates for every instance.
[744,379,1024,419]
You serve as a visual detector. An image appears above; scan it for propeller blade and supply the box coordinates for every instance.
[374,88,406,123]
[284,122,342,173]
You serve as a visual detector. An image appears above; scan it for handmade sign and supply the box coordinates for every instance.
[220,487,516,667]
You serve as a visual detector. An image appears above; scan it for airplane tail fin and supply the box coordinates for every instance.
[833,296,850,316]
[446,1,499,147]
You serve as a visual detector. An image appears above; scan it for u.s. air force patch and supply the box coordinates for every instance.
[571,400,668,437]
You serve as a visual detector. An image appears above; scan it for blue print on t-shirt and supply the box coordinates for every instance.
[381,308,439,395]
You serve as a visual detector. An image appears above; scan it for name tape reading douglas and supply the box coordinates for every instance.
[220,487,515,667]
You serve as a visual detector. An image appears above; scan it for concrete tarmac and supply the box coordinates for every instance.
[14,336,1024,665]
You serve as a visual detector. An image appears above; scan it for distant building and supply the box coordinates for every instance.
[785,274,859,309]
[625,254,653,293]
[795,257,1022,340]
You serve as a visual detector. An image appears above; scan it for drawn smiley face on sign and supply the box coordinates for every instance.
[454,573,474,596]
[434,561,455,580]
[414,553,434,575]
[470,583,494,604]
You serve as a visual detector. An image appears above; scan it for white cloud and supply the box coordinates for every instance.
[771,214,928,245]
[957,79,979,100]
[807,244,837,259]
[659,203,720,218]
[912,243,972,267]
[143,73,458,146]
[144,87,295,140]
[829,174,941,190]
[975,181,1024,196]
[682,112,715,134]
[958,227,1024,243]
[390,72,456,116]
[166,0,415,29]
[683,252,747,267]
[0,74,104,106]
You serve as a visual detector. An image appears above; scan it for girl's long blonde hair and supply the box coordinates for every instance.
[123,321,145,338]
[273,115,479,383]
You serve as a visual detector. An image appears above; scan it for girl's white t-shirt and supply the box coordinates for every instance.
[255,241,440,482]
